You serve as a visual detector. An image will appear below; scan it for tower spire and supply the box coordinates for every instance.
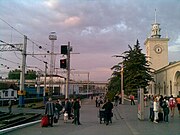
[151,9,161,38]
[155,9,157,23]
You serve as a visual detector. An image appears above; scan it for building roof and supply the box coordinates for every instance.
[0,82,19,90]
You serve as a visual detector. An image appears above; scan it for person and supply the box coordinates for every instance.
[72,97,81,125]
[45,97,55,127]
[130,94,135,105]
[153,97,159,123]
[97,97,102,107]
[176,95,180,117]
[95,97,98,107]
[162,97,169,122]
[102,99,113,125]
[64,98,72,120]
[114,94,119,106]
[55,100,63,119]
[169,95,176,117]
[144,95,148,107]
[159,95,164,108]
[149,96,154,122]
[8,99,13,114]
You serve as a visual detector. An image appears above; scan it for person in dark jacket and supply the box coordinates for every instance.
[73,97,81,125]
[55,100,63,119]
[102,99,113,125]
[64,98,72,120]
[162,98,169,122]
[45,97,55,127]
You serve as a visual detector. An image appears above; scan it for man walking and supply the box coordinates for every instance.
[73,97,81,125]
[65,98,72,120]
[45,97,55,127]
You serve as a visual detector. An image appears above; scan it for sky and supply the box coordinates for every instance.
[0,0,180,82]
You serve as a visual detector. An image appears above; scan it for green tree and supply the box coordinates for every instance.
[123,40,153,95]
[8,69,21,79]
[8,69,37,80]
[108,40,153,97]
[107,63,122,100]
[26,70,37,79]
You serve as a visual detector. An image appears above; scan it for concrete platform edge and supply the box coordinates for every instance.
[0,120,41,135]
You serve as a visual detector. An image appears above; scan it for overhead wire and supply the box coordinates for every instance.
[0,17,24,36]
[0,17,60,73]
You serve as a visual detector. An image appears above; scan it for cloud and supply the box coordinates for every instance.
[64,16,81,26]
[169,45,180,52]
[43,0,59,9]
[0,0,180,81]
[169,35,180,52]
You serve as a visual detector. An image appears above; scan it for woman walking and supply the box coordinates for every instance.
[169,95,176,117]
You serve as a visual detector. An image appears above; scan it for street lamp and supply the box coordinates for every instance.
[112,55,124,104]
[121,65,124,104]
[49,31,57,96]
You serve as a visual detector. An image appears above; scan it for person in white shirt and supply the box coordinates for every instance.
[153,97,159,123]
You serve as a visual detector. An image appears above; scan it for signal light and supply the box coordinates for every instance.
[60,59,67,69]
[61,45,68,54]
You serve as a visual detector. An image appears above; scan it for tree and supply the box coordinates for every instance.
[107,63,122,100]
[8,69,37,80]
[108,40,153,97]
[26,70,37,79]
[8,69,21,79]
[123,40,153,95]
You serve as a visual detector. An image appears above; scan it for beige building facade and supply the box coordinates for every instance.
[145,16,180,97]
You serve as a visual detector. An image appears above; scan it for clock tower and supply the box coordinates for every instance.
[144,13,169,71]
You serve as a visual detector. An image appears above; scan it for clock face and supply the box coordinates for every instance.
[154,45,162,54]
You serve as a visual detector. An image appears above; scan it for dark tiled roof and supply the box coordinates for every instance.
[0,82,19,90]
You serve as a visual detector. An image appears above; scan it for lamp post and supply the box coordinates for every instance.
[112,55,124,104]
[121,65,124,104]
[49,32,57,96]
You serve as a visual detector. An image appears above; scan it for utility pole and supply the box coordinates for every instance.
[19,35,27,107]
[0,37,25,107]
[61,42,79,98]
[65,42,71,99]
[43,61,47,104]
[36,71,40,99]
[87,72,89,98]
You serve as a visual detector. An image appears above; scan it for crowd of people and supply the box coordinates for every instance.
[44,97,81,127]
[44,93,180,127]
[149,94,180,123]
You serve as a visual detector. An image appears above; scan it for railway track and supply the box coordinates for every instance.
[0,111,41,130]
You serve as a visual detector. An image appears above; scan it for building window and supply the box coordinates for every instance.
[11,91,14,96]
[5,91,8,97]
